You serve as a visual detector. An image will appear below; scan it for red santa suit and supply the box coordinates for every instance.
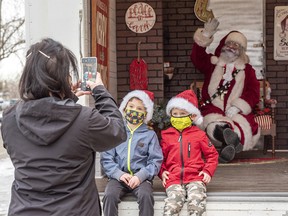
[191,30,260,152]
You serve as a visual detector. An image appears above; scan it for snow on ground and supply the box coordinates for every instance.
[0,155,14,216]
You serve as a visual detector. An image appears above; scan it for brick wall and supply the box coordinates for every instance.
[116,0,288,149]
[265,0,288,149]
[116,1,164,104]
[162,0,200,99]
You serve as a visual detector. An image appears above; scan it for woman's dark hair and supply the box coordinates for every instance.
[19,38,79,101]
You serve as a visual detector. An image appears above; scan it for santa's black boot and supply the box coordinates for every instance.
[223,128,243,153]
[219,145,236,163]
[213,124,236,163]
[218,128,244,163]
[213,124,230,143]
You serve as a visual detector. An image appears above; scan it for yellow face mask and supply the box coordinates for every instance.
[170,115,193,131]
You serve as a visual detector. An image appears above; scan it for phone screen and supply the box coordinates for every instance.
[81,57,97,91]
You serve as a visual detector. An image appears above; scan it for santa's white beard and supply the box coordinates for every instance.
[220,47,240,63]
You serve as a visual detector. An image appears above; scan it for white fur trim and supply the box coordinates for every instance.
[166,97,203,125]
[231,98,252,115]
[119,90,154,124]
[195,116,203,125]
[203,112,260,150]
[205,121,231,147]
[211,56,219,65]
[231,114,260,150]
[204,113,234,132]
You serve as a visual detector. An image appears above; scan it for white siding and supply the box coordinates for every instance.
[206,0,265,79]
[25,0,83,57]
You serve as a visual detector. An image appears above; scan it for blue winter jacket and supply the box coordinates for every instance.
[100,123,163,183]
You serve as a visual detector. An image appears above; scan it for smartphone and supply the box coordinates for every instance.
[81,57,97,91]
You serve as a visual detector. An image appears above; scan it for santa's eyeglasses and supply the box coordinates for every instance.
[225,41,241,49]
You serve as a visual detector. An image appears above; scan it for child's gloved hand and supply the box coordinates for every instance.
[202,18,219,38]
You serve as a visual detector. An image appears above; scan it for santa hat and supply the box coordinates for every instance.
[166,90,203,125]
[119,90,154,124]
[211,31,249,65]
[225,32,247,50]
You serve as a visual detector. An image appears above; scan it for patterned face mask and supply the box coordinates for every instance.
[125,109,146,125]
[170,115,193,131]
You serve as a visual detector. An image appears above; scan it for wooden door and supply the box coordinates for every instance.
[91,0,109,87]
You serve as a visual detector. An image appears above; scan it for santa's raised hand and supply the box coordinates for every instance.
[202,18,219,38]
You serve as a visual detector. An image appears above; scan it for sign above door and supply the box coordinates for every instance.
[125,2,156,34]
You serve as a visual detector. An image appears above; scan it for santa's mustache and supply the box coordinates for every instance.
[222,46,239,55]
[220,46,240,62]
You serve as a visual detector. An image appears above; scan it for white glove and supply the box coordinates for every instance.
[202,18,219,38]
[225,106,240,118]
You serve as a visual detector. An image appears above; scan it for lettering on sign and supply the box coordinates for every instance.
[92,0,109,87]
[97,12,107,48]
[125,2,156,34]
[274,6,288,60]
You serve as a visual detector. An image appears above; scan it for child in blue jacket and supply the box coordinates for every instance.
[100,90,163,216]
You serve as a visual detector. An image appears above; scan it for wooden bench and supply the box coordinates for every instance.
[191,80,277,157]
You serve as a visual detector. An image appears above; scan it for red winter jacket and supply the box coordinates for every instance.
[159,126,218,189]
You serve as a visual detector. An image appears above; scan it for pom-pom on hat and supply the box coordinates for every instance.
[166,90,203,125]
[119,90,154,124]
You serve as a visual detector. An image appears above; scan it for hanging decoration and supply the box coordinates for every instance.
[129,42,148,90]
[125,2,156,34]
[194,0,214,22]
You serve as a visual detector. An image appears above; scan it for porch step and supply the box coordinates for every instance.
[99,192,288,216]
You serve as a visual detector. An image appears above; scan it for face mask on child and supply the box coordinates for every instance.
[125,109,146,125]
[170,115,193,131]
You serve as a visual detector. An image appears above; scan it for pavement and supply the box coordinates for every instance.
[0,127,8,159]
[0,126,14,216]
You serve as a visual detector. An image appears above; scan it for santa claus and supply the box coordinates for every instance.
[191,18,260,163]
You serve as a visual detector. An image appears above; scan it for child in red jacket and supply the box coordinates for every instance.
[159,90,218,216]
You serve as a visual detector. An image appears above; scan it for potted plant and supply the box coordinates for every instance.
[148,101,171,140]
